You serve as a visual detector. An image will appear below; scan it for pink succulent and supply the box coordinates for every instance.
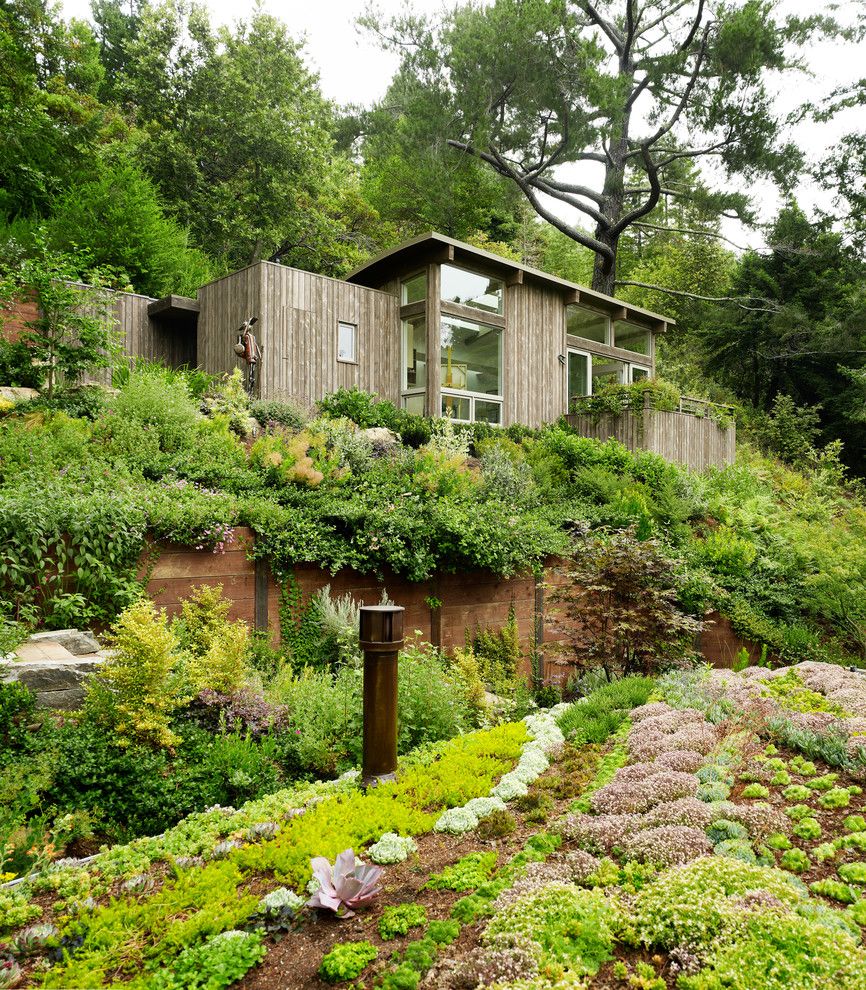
[306,849,383,918]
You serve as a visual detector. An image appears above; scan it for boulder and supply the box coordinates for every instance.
[28,628,102,656]
[2,656,105,710]
[361,427,398,451]
[0,386,39,403]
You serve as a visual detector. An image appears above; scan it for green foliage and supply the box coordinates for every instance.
[0,338,42,388]
[741,783,770,799]
[839,862,866,885]
[678,905,866,990]
[557,677,654,743]
[149,929,266,990]
[819,787,852,810]
[484,885,620,977]
[0,243,120,398]
[87,599,186,748]
[173,584,248,696]
[426,852,498,892]
[319,941,378,983]
[427,920,460,945]
[792,818,822,841]
[378,904,427,940]
[780,848,811,873]
[810,878,857,904]
[782,785,812,802]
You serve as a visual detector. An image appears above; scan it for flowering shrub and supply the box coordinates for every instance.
[622,826,713,867]
[483,884,621,979]
[641,798,713,831]
[559,813,638,854]
[592,770,697,815]
[654,750,705,773]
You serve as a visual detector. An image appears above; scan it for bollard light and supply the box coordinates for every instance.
[359,605,404,786]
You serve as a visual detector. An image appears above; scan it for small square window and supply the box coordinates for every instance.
[338,322,357,363]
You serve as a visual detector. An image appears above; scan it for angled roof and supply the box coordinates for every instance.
[346,231,674,329]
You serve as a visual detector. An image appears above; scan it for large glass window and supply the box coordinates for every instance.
[441,265,504,315]
[402,315,427,391]
[440,316,501,396]
[401,272,427,305]
[615,321,651,355]
[567,304,609,344]
[592,355,627,390]
[567,350,590,402]
[403,393,425,415]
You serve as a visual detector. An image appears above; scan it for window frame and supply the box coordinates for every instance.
[441,390,503,425]
[566,347,592,403]
[566,303,611,346]
[440,263,505,316]
[337,320,358,364]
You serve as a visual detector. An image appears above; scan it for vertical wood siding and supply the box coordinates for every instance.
[566,408,736,471]
[504,281,566,427]
[196,265,263,386]
[259,262,400,404]
[69,284,196,382]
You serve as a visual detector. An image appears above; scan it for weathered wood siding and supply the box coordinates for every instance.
[64,283,196,382]
[195,262,399,404]
[196,265,262,383]
[566,408,736,471]
[258,262,399,404]
[505,281,567,427]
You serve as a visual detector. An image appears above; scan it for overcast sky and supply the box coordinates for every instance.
[60,0,865,249]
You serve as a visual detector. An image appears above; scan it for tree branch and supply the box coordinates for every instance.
[632,221,748,250]
[615,280,777,312]
[579,0,625,54]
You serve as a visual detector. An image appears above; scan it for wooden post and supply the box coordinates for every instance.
[359,605,405,786]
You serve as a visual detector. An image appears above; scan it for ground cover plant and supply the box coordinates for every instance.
[1,375,866,670]
[8,663,866,987]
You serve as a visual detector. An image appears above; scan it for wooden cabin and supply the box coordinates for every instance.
[188,231,672,429]
[21,232,734,468]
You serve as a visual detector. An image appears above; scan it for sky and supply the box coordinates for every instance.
[60,0,865,250]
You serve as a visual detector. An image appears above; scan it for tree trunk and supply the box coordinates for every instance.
[590,63,633,297]
[592,230,619,296]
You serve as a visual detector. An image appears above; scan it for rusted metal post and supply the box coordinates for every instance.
[359,605,404,786]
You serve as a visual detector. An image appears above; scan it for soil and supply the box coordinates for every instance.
[234,744,602,990]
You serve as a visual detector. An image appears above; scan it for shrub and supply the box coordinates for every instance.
[110,366,200,453]
[173,585,249,695]
[86,599,186,748]
[549,529,702,678]
[319,941,378,983]
[379,903,427,940]
[780,849,810,873]
[250,398,307,431]
[149,929,266,989]
[809,878,857,903]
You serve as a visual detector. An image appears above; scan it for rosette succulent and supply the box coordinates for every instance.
[306,849,382,918]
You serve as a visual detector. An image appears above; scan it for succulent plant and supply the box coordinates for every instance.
[0,957,22,989]
[209,840,240,860]
[13,923,59,956]
[245,821,279,843]
[306,849,382,918]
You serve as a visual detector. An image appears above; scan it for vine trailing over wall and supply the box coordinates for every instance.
[570,379,735,429]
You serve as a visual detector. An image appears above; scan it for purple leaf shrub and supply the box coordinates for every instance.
[306,849,383,918]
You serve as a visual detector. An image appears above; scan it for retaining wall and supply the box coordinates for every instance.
[143,529,742,681]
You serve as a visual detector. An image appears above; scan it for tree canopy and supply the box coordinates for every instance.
[365,0,844,293]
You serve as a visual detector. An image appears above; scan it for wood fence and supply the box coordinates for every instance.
[566,397,735,471]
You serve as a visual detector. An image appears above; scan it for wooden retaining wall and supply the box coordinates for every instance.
[143,533,737,683]
[566,407,735,472]
[144,528,541,677]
